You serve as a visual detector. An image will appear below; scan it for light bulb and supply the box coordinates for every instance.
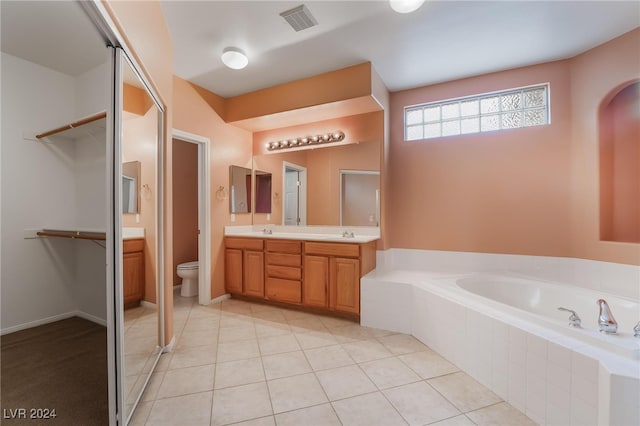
[221,47,248,70]
[389,0,425,14]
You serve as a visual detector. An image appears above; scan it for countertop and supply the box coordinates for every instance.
[224,225,380,244]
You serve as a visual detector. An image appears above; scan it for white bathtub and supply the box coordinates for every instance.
[454,274,640,360]
[361,249,640,426]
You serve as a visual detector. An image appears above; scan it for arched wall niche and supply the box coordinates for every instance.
[598,79,640,243]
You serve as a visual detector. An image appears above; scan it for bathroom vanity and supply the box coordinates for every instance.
[224,227,378,320]
[123,238,145,309]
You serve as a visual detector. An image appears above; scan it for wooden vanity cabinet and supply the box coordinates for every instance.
[123,238,145,309]
[225,237,264,297]
[303,241,377,316]
[265,239,302,304]
[224,236,376,319]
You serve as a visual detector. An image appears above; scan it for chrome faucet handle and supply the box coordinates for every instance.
[262,228,272,235]
[597,299,618,334]
[634,321,640,338]
[342,231,355,238]
[558,307,582,327]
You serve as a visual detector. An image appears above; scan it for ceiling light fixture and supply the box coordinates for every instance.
[389,0,425,14]
[266,131,345,151]
[221,47,248,70]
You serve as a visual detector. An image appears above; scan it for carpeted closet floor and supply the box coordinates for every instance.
[1,317,108,425]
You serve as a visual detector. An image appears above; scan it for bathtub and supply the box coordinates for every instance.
[454,274,640,360]
[361,249,640,426]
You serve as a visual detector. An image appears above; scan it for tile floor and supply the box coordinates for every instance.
[130,292,537,426]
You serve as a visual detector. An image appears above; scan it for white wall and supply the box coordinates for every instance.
[1,53,108,332]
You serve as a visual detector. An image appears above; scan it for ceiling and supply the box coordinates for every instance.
[0,1,106,76]
[1,1,638,100]
[162,1,639,98]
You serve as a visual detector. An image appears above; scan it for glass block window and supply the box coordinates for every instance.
[404,84,549,141]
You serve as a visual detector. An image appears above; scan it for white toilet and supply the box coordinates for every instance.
[177,261,199,297]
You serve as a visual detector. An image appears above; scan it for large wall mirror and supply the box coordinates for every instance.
[253,112,384,226]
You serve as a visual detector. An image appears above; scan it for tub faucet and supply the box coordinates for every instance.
[557,307,582,327]
[597,299,618,334]
[634,321,640,338]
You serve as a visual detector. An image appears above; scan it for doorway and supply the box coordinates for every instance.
[172,129,211,305]
[283,162,307,226]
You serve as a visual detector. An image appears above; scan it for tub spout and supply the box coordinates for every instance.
[558,307,582,327]
[597,299,618,334]
[634,321,640,338]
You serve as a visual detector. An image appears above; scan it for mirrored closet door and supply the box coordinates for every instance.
[114,48,165,425]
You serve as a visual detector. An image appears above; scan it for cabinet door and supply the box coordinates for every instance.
[303,255,328,308]
[243,250,265,297]
[330,257,360,314]
[225,248,243,294]
[123,251,144,308]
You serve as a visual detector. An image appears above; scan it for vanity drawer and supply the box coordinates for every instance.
[266,264,301,280]
[266,278,301,304]
[266,253,301,267]
[304,242,360,258]
[123,238,144,253]
[265,239,301,254]
[225,237,264,251]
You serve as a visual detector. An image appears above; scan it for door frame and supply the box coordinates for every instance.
[282,161,307,226]
[172,129,212,305]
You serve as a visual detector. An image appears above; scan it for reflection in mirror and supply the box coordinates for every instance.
[253,138,380,226]
[122,160,141,214]
[255,170,272,214]
[121,53,162,423]
[230,165,252,213]
[341,171,380,226]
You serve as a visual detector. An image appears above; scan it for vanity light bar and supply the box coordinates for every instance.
[266,131,345,151]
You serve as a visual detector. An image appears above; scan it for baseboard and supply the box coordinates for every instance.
[140,300,157,310]
[211,293,231,304]
[74,311,107,327]
[162,335,176,353]
[1,310,106,335]
[173,284,182,291]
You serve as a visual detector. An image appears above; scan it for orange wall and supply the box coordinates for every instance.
[570,28,640,264]
[172,139,199,284]
[389,60,574,257]
[388,29,640,266]
[226,62,373,123]
[172,76,253,299]
[104,0,175,342]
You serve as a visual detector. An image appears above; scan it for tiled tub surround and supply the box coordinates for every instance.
[224,225,380,243]
[361,249,640,426]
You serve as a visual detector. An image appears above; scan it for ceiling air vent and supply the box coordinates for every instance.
[280,4,318,32]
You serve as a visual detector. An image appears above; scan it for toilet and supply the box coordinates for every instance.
[177,261,199,297]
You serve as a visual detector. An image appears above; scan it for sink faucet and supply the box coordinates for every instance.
[342,231,354,238]
[597,299,618,334]
[262,228,272,235]
[557,307,582,327]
